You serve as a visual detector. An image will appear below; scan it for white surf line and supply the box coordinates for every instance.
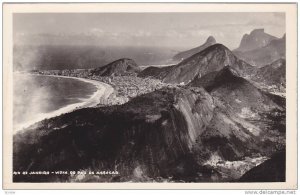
[139,64,176,69]
[14,74,114,134]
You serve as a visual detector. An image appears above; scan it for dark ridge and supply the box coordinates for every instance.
[13,87,215,182]
[13,85,286,182]
[140,43,255,84]
[190,65,285,123]
[265,92,286,108]
[184,43,231,61]
[239,151,286,182]
[200,66,246,92]
[253,58,286,89]
[163,44,245,84]
[91,58,141,76]
[175,43,240,70]
[189,71,219,89]
[138,65,173,79]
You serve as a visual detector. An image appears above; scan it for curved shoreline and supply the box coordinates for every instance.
[14,74,114,134]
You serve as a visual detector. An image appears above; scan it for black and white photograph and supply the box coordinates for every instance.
[2,3,297,190]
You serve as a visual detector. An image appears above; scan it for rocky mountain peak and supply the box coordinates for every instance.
[162,44,254,84]
[172,36,217,62]
[235,29,278,52]
[250,28,265,35]
[206,36,217,44]
[200,43,231,55]
[202,66,244,92]
[140,43,255,85]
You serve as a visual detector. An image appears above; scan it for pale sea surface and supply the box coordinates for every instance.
[13,73,97,130]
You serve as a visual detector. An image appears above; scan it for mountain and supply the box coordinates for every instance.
[234,34,285,67]
[140,44,255,85]
[91,58,141,76]
[189,66,284,114]
[172,36,217,62]
[234,29,278,52]
[189,67,285,180]
[253,59,286,89]
[137,66,173,80]
[13,87,216,182]
[239,151,285,182]
[13,85,285,182]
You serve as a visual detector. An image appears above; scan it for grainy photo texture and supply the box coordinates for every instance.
[5,4,295,188]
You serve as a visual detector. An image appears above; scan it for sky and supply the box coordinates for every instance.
[13,12,285,50]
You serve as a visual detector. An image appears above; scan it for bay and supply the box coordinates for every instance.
[13,73,97,131]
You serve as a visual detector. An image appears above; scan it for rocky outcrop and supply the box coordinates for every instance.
[234,29,278,52]
[190,66,285,163]
[252,58,286,89]
[163,44,254,84]
[91,58,141,76]
[239,151,286,182]
[13,85,285,182]
[234,34,285,67]
[140,44,255,85]
[191,66,283,112]
[13,87,214,182]
[138,66,173,80]
[173,36,217,62]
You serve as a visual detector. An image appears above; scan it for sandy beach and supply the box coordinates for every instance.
[14,75,114,133]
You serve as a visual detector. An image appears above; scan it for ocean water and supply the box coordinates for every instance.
[13,73,97,130]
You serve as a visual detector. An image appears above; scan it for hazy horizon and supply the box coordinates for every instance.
[14,12,285,50]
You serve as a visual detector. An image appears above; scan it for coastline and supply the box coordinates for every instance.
[14,74,114,134]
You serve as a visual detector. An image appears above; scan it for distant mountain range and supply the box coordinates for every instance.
[170,29,285,68]
[234,29,278,52]
[15,41,286,182]
[13,27,286,182]
[233,30,285,67]
[139,31,286,93]
[139,44,255,84]
[13,29,285,71]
